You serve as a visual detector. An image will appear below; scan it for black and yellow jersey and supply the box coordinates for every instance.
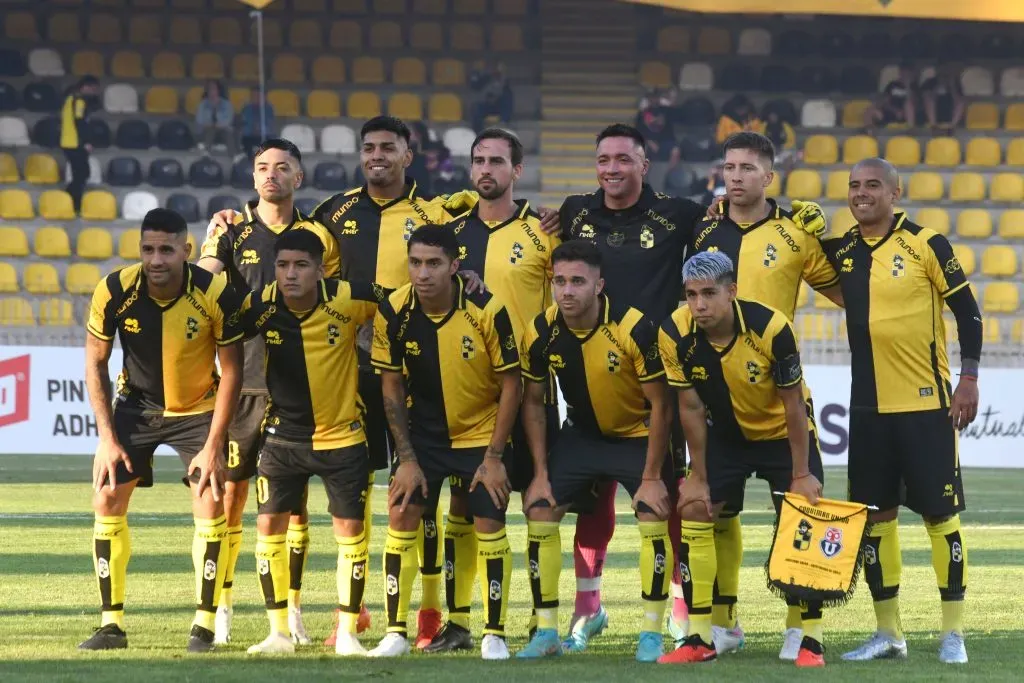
[241,278,384,450]
[200,200,340,394]
[310,178,456,289]
[822,212,978,413]
[690,199,838,321]
[521,295,664,439]
[446,199,558,340]
[559,184,705,322]
[87,263,243,417]
[60,93,89,150]
[370,275,519,449]
[659,298,808,443]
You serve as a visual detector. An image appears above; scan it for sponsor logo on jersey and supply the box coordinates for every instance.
[239,249,260,265]
[123,318,141,333]
[266,330,283,345]
[341,219,358,235]
[405,340,421,356]
[549,353,565,369]
[841,257,854,273]
[690,366,708,381]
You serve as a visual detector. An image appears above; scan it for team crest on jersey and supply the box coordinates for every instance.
[458,245,468,261]
[579,224,596,239]
[640,226,655,249]
[607,231,625,248]
[185,317,199,340]
[504,335,516,350]
[403,218,416,241]
[510,241,525,264]
[820,526,843,559]
[266,330,283,345]
[841,257,854,273]
[607,350,621,373]
[944,257,962,274]
[763,243,778,268]
[793,518,813,551]
[327,323,340,345]
[239,249,260,265]
[461,336,476,360]
[745,360,762,383]
[549,353,565,369]
[341,219,358,235]
[892,254,905,278]
[405,340,421,356]
[123,318,141,334]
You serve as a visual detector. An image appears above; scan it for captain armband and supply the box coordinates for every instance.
[772,352,803,387]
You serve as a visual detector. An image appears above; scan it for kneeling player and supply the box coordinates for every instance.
[370,225,521,660]
[79,209,243,652]
[657,251,825,667]
[240,230,384,656]
[516,240,673,663]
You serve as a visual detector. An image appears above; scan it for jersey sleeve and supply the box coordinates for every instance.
[658,322,691,388]
[520,313,549,382]
[768,316,803,388]
[627,315,665,382]
[370,298,403,372]
[802,235,840,290]
[485,303,520,372]
[924,232,969,298]
[199,226,232,264]
[345,280,388,325]
[212,276,244,345]
[239,291,259,339]
[86,275,118,341]
[315,224,341,278]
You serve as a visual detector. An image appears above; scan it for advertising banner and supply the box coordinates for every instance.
[628,0,1024,23]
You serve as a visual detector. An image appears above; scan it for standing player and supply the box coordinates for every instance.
[240,231,384,656]
[78,209,243,652]
[197,139,342,645]
[822,159,980,665]
[657,251,825,667]
[516,240,673,663]
[370,226,521,660]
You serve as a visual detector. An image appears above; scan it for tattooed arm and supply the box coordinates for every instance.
[381,369,426,510]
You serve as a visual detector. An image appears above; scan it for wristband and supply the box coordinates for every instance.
[958,374,978,381]
[791,472,813,482]
[641,477,662,482]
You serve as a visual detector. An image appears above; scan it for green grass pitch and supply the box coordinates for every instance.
[1,455,1022,681]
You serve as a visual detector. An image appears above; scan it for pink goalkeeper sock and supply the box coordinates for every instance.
[572,481,617,616]
[670,477,688,621]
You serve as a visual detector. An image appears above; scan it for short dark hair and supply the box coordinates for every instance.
[407,224,459,261]
[140,208,187,236]
[77,76,99,89]
[254,138,302,164]
[552,240,602,272]
[596,123,645,151]
[274,229,324,263]
[471,127,524,165]
[361,116,411,144]
[722,132,776,168]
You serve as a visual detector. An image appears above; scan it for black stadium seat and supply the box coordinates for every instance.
[899,31,935,60]
[313,161,348,191]
[819,31,854,59]
[676,97,716,126]
[22,82,60,113]
[207,195,243,216]
[188,157,224,188]
[859,32,895,59]
[840,66,875,95]
[679,131,717,163]
[775,30,814,58]
[149,158,185,188]
[295,197,319,215]
[87,119,111,148]
[0,81,19,111]
[115,119,152,150]
[166,193,200,223]
[107,157,142,187]
[230,157,251,189]
[156,120,194,151]
[32,117,60,148]
[718,63,756,92]
[760,65,793,93]
[941,33,976,61]
[980,33,1015,59]
[760,98,798,125]
[0,49,26,77]
[798,66,832,95]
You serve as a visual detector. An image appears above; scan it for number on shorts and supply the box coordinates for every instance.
[227,441,240,469]
[256,476,269,505]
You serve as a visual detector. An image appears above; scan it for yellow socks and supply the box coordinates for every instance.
[786,601,803,630]
[679,520,716,644]
[477,528,512,636]
[526,521,561,631]
[639,521,672,634]
[801,602,824,644]
[712,514,742,629]
[93,515,130,629]
[286,521,309,609]
[926,515,967,634]
[418,506,443,612]
[220,523,243,609]
[337,531,369,634]
[192,515,228,632]
[864,519,903,639]
[255,532,289,635]
[383,528,419,635]
[445,514,477,630]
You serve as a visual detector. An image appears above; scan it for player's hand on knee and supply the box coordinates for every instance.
[206,210,238,239]
[93,437,132,493]
[389,461,427,512]
[523,475,555,510]
[189,444,225,502]
[470,457,511,510]
[949,378,979,430]
[678,476,712,520]
[537,206,560,235]
[789,472,823,506]
[634,479,670,519]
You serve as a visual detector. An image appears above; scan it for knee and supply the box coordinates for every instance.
[257,513,288,536]
[474,517,504,535]
[680,502,714,524]
[922,514,955,527]
[92,489,126,517]
[448,489,469,518]
[334,517,364,538]
[868,507,899,524]
[389,506,421,532]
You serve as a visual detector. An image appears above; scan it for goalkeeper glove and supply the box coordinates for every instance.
[443,190,479,215]
[791,200,827,238]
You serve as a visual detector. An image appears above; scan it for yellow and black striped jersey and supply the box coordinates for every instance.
[60,93,88,150]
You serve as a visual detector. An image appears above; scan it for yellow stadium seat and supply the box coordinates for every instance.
[841,100,871,128]
[450,22,484,51]
[1006,139,1024,167]
[271,55,305,84]
[184,87,204,116]
[0,263,17,293]
[990,173,1024,202]
[311,56,345,85]
[948,173,985,202]
[906,172,944,201]
[289,20,323,50]
[191,53,224,79]
[369,21,403,49]
[410,22,443,51]
[71,51,105,77]
[0,154,17,183]
[965,138,1001,167]
[209,17,242,46]
[24,154,60,185]
[814,291,841,310]
[494,0,527,14]
[373,0,406,12]
[884,136,921,166]
[1011,318,1024,344]
[228,88,249,113]
[393,57,426,86]
[966,102,999,130]
[491,23,524,52]
[77,227,115,260]
[128,15,162,45]
[1006,104,1024,132]
[34,227,71,258]
[388,93,423,121]
[49,13,81,43]
[428,93,463,123]
[255,19,283,48]
[307,90,342,119]
[151,53,186,80]
[66,263,102,294]
[639,61,672,89]
[453,0,486,14]
[347,92,382,119]
[785,170,822,200]
[352,57,385,85]
[0,190,34,220]
[914,207,950,235]
[231,54,259,82]
[0,227,30,257]
[145,86,179,114]
[825,171,849,201]
[0,298,35,326]
[842,135,879,164]
[81,191,118,221]
[329,21,362,50]
[981,245,1018,277]
[696,26,731,55]
[118,231,140,260]
[924,137,961,167]
[268,90,300,117]
[983,282,1019,313]
[169,17,201,45]
[982,317,1001,345]
[87,14,121,44]
[657,26,691,54]
[39,298,75,326]
[111,51,145,79]
[829,207,856,236]
[38,191,76,221]
[5,12,39,41]
[956,209,993,238]
[432,59,466,86]
[952,244,976,277]
[765,173,781,199]
[803,135,838,165]
[998,209,1024,239]
[795,314,835,341]
[23,263,60,294]
[796,284,809,309]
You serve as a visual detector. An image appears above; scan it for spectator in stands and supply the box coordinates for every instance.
[238,87,276,159]
[864,63,917,135]
[195,80,234,154]
[764,110,800,174]
[698,159,728,206]
[423,141,469,196]
[716,94,763,144]
[635,104,681,167]
[406,121,431,189]
[921,63,965,134]
[470,62,514,132]
[59,76,100,214]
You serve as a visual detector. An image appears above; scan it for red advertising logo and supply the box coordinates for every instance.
[0,354,30,428]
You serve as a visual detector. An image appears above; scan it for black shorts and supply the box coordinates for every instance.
[389,443,509,522]
[509,402,561,492]
[109,407,212,488]
[225,394,267,482]
[848,408,965,517]
[359,368,394,470]
[257,440,370,519]
[706,432,824,515]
